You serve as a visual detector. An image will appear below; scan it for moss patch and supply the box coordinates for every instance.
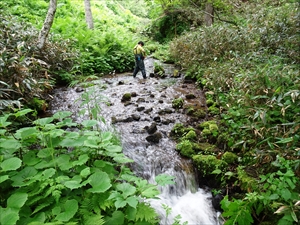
[192,154,228,178]
[222,152,238,164]
[176,140,195,157]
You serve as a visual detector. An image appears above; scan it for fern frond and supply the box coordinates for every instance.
[136,202,159,223]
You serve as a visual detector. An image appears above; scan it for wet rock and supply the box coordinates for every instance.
[158,108,174,115]
[144,108,153,114]
[162,119,174,125]
[145,122,157,134]
[111,116,119,124]
[118,80,125,85]
[121,93,131,102]
[153,116,161,122]
[75,87,84,92]
[149,73,155,77]
[131,92,137,97]
[158,99,164,103]
[212,194,223,212]
[137,106,145,112]
[146,132,162,143]
[183,79,194,84]
[132,114,141,121]
[137,98,145,103]
[161,94,167,98]
[186,93,196,99]
[121,116,134,123]
[181,84,187,88]
[150,94,155,98]
[124,102,132,107]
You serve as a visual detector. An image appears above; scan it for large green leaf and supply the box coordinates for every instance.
[56,154,72,171]
[84,139,99,148]
[88,171,112,193]
[8,192,28,209]
[116,183,136,198]
[1,157,22,171]
[0,115,12,128]
[11,166,38,187]
[60,136,87,147]
[18,127,38,140]
[81,119,98,127]
[55,199,78,222]
[33,117,54,126]
[64,176,82,190]
[0,207,19,225]
[72,154,89,166]
[126,196,138,209]
[0,175,9,184]
[14,109,33,118]
[53,111,72,120]
[105,145,122,153]
[0,139,21,151]
[104,210,124,225]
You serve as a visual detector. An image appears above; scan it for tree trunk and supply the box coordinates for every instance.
[37,0,57,49]
[84,0,94,29]
[204,3,214,26]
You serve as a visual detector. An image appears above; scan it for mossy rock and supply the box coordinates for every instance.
[198,120,217,129]
[172,97,184,109]
[209,123,218,132]
[192,154,228,178]
[208,105,219,115]
[198,120,218,137]
[193,109,206,119]
[222,152,238,164]
[193,142,218,154]
[206,99,214,107]
[170,123,195,139]
[176,140,195,157]
[121,93,131,102]
[184,130,197,141]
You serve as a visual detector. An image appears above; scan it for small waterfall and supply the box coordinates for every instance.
[120,129,218,225]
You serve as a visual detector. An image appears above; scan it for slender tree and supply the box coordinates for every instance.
[84,0,94,29]
[37,0,57,49]
[204,3,214,26]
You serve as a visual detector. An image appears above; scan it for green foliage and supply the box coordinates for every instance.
[176,140,195,157]
[222,152,238,164]
[222,157,300,225]
[172,98,184,109]
[0,14,78,106]
[170,123,195,140]
[192,154,228,178]
[0,109,164,224]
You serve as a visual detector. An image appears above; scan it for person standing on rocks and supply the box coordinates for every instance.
[132,41,147,79]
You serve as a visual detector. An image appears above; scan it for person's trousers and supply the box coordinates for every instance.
[133,59,146,79]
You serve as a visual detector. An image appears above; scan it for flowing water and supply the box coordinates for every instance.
[48,58,219,225]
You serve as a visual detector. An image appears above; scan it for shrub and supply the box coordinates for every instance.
[0,109,162,225]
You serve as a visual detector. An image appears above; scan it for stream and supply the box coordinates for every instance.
[48,58,220,225]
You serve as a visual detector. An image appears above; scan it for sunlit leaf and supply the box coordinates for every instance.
[88,172,111,193]
[1,157,22,171]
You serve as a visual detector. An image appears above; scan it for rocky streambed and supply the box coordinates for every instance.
[47,58,219,224]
